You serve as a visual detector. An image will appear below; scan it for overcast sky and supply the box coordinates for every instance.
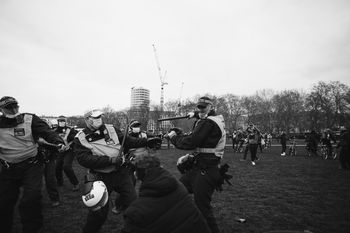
[1,0,349,116]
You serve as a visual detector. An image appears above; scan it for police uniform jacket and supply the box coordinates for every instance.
[0,113,64,163]
[73,124,148,172]
[55,126,77,147]
[122,167,211,233]
[170,114,223,155]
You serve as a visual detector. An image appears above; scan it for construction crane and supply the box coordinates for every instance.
[178,82,184,107]
[152,44,168,111]
[177,82,184,115]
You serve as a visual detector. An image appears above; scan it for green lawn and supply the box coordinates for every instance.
[13,145,350,233]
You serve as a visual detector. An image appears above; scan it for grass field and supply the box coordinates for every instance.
[13,144,350,233]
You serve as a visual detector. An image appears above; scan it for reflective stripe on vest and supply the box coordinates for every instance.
[0,114,38,163]
[195,115,226,158]
[77,124,121,173]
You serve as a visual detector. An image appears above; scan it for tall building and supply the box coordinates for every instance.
[130,87,150,109]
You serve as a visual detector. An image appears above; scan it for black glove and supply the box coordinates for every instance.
[169,127,183,135]
[147,137,162,149]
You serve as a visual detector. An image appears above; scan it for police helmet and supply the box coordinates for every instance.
[82,180,108,211]
[129,120,141,128]
[0,96,18,109]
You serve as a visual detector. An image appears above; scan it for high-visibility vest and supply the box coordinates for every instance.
[195,115,226,158]
[0,114,38,163]
[77,124,121,173]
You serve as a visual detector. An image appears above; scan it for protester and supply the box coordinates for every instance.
[121,150,211,233]
[337,126,350,170]
[280,131,287,156]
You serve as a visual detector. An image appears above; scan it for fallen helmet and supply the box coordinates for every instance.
[82,180,108,211]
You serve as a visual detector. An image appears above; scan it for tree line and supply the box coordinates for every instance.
[66,81,350,134]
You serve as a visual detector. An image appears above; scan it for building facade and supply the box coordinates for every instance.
[131,87,150,109]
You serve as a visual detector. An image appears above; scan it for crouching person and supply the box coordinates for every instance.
[122,150,211,233]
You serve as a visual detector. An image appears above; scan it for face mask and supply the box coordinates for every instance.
[58,122,66,127]
[198,105,211,119]
[91,118,103,129]
[4,112,20,119]
[2,106,20,118]
[132,127,140,133]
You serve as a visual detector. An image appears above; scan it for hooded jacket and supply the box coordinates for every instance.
[122,167,211,233]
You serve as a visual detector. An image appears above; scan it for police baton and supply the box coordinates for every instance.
[157,116,188,122]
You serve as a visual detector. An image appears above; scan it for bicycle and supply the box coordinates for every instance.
[320,144,337,160]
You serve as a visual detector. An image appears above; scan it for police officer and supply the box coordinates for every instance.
[166,96,226,233]
[73,110,161,233]
[0,96,66,233]
[55,115,80,190]
[112,119,148,215]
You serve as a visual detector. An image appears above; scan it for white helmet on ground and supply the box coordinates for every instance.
[82,180,108,211]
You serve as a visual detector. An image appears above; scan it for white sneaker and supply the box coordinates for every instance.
[281,152,286,156]
[251,161,256,166]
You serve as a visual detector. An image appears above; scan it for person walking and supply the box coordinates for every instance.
[280,131,287,156]
[337,126,350,169]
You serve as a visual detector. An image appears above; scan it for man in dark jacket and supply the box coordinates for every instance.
[73,109,161,233]
[280,131,287,156]
[337,126,350,170]
[0,96,66,233]
[165,96,226,233]
[122,151,211,233]
[306,130,319,156]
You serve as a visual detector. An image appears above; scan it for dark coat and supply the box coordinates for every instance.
[122,167,211,233]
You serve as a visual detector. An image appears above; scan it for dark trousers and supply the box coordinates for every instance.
[44,159,60,202]
[281,143,287,153]
[249,144,258,161]
[243,144,249,159]
[339,148,350,169]
[83,167,137,233]
[0,161,43,233]
[326,144,333,158]
[55,150,79,186]
[180,159,221,233]
[114,166,136,210]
